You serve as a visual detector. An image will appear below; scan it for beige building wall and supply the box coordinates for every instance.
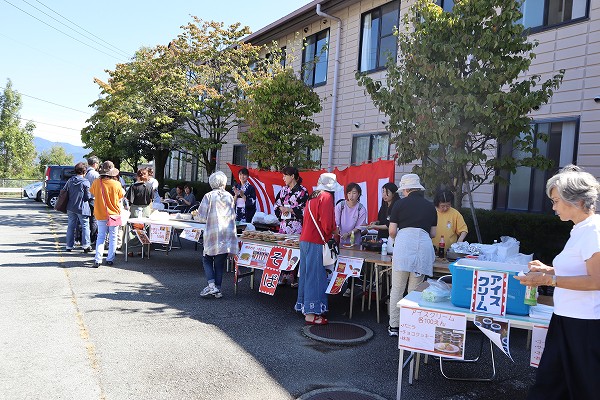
[209,0,600,210]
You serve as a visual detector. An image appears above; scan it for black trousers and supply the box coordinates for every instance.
[528,314,600,400]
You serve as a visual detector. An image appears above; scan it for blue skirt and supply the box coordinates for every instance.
[295,241,328,315]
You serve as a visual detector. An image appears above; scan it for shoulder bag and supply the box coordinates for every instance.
[54,180,70,213]
[100,180,122,227]
[308,202,338,266]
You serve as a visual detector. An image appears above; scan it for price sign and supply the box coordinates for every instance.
[398,306,467,360]
[530,325,548,367]
[149,224,172,244]
[470,270,509,316]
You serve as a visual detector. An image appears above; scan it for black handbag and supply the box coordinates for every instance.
[54,182,69,213]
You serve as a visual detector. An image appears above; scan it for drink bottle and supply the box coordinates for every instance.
[438,235,445,258]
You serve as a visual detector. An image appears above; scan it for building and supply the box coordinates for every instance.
[166,0,599,212]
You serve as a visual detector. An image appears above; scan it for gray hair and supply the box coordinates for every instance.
[546,165,600,212]
[209,171,228,189]
[87,156,100,166]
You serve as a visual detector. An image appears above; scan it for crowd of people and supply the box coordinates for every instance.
[59,158,600,399]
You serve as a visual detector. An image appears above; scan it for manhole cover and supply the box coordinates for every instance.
[302,321,373,344]
[298,387,388,400]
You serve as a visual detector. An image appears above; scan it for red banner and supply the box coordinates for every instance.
[227,160,395,222]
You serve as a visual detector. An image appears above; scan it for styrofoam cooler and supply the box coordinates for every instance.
[449,259,530,316]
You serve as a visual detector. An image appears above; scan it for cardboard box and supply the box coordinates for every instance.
[449,259,530,316]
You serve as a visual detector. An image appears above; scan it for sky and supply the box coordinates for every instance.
[0,0,313,147]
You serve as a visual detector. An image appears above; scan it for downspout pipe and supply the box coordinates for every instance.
[316,3,341,172]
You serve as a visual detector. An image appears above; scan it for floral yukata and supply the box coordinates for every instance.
[274,183,309,234]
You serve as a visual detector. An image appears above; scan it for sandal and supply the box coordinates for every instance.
[305,315,328,325]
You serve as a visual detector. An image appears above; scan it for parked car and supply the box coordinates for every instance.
[42,165,137,208]
[23,181,43,201]
[42,165,76,208]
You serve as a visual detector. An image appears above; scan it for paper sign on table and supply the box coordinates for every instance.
[266,246,289,270]
[398,306,467,360]
[470,270,509,316]
[474,315,512,360]
[530,325,548,367]
[283,248,300,271]
[134,229,151,245]
[258,266,281,296]
[326,273,347,295]
[149,224,172,244]
[179,228,202,242]
[325,256,363,294]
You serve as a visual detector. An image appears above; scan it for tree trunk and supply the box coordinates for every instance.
[207,148,218,176]
[463,166,482,243]
[153,148,170,188]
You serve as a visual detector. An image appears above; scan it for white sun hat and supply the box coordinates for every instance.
[398,173,425,191]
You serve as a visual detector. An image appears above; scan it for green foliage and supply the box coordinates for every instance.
[461,208,571,264]
[167,19,275,175]
[237,69,323,170]
[0,80,37,179]
[356,0,564,205]
[37,146,74,174]
[83,47,186,182]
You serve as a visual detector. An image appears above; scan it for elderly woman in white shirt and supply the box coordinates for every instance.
[515,165,600,400]
[196,171,238,299]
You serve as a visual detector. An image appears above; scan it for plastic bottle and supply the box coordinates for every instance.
[437,235,445,258]
[518,271,538,306]
[350,231,355,246]
[381,239,388,255]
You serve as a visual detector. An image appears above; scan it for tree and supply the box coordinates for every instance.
[0,79,36,178]
[85,47,186,183]
[238,69,323,170]
[38,145,74,174]
[356,0,564,209]
[167,19,272,175]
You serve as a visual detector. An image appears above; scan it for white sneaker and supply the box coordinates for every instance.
[200,284,219,297]
[213,291,223,299]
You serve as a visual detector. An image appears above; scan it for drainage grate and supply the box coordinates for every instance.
[298,387,388,400]
[302,321,373,345]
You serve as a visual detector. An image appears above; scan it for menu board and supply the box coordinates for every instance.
[237,242,300,271]
[149,224,172,244]
[325,256,363,294]
[180,227,203,242]
[134,229,151,245]
[398,305,467,360]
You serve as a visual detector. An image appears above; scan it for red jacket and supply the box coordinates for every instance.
[300,191,335,245]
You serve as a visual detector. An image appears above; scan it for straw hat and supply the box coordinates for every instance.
[315,172,342,192]
[99,161,119,177]
[398,173,425,191]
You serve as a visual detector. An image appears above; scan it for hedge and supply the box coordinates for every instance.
[460,208,573,264]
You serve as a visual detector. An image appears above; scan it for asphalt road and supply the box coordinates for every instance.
[0,198,538,400]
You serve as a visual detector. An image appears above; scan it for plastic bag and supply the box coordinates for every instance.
[421,279,451,303]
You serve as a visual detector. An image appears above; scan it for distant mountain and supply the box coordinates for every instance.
[33,137,89,163]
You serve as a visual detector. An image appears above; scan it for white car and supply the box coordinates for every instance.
[24,181,43,202]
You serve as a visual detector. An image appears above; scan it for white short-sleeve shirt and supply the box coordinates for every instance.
[553,214,600,319]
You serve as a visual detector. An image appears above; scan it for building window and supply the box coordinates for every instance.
[435,0,454,12]
[494,119,579,213]
[280,46,287,68]
[351,133,390,165]
[302,29,329,87]
[307,147,322,168]
[359,1,400,73]
[232,144,248,182]
[520,0,589,30]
